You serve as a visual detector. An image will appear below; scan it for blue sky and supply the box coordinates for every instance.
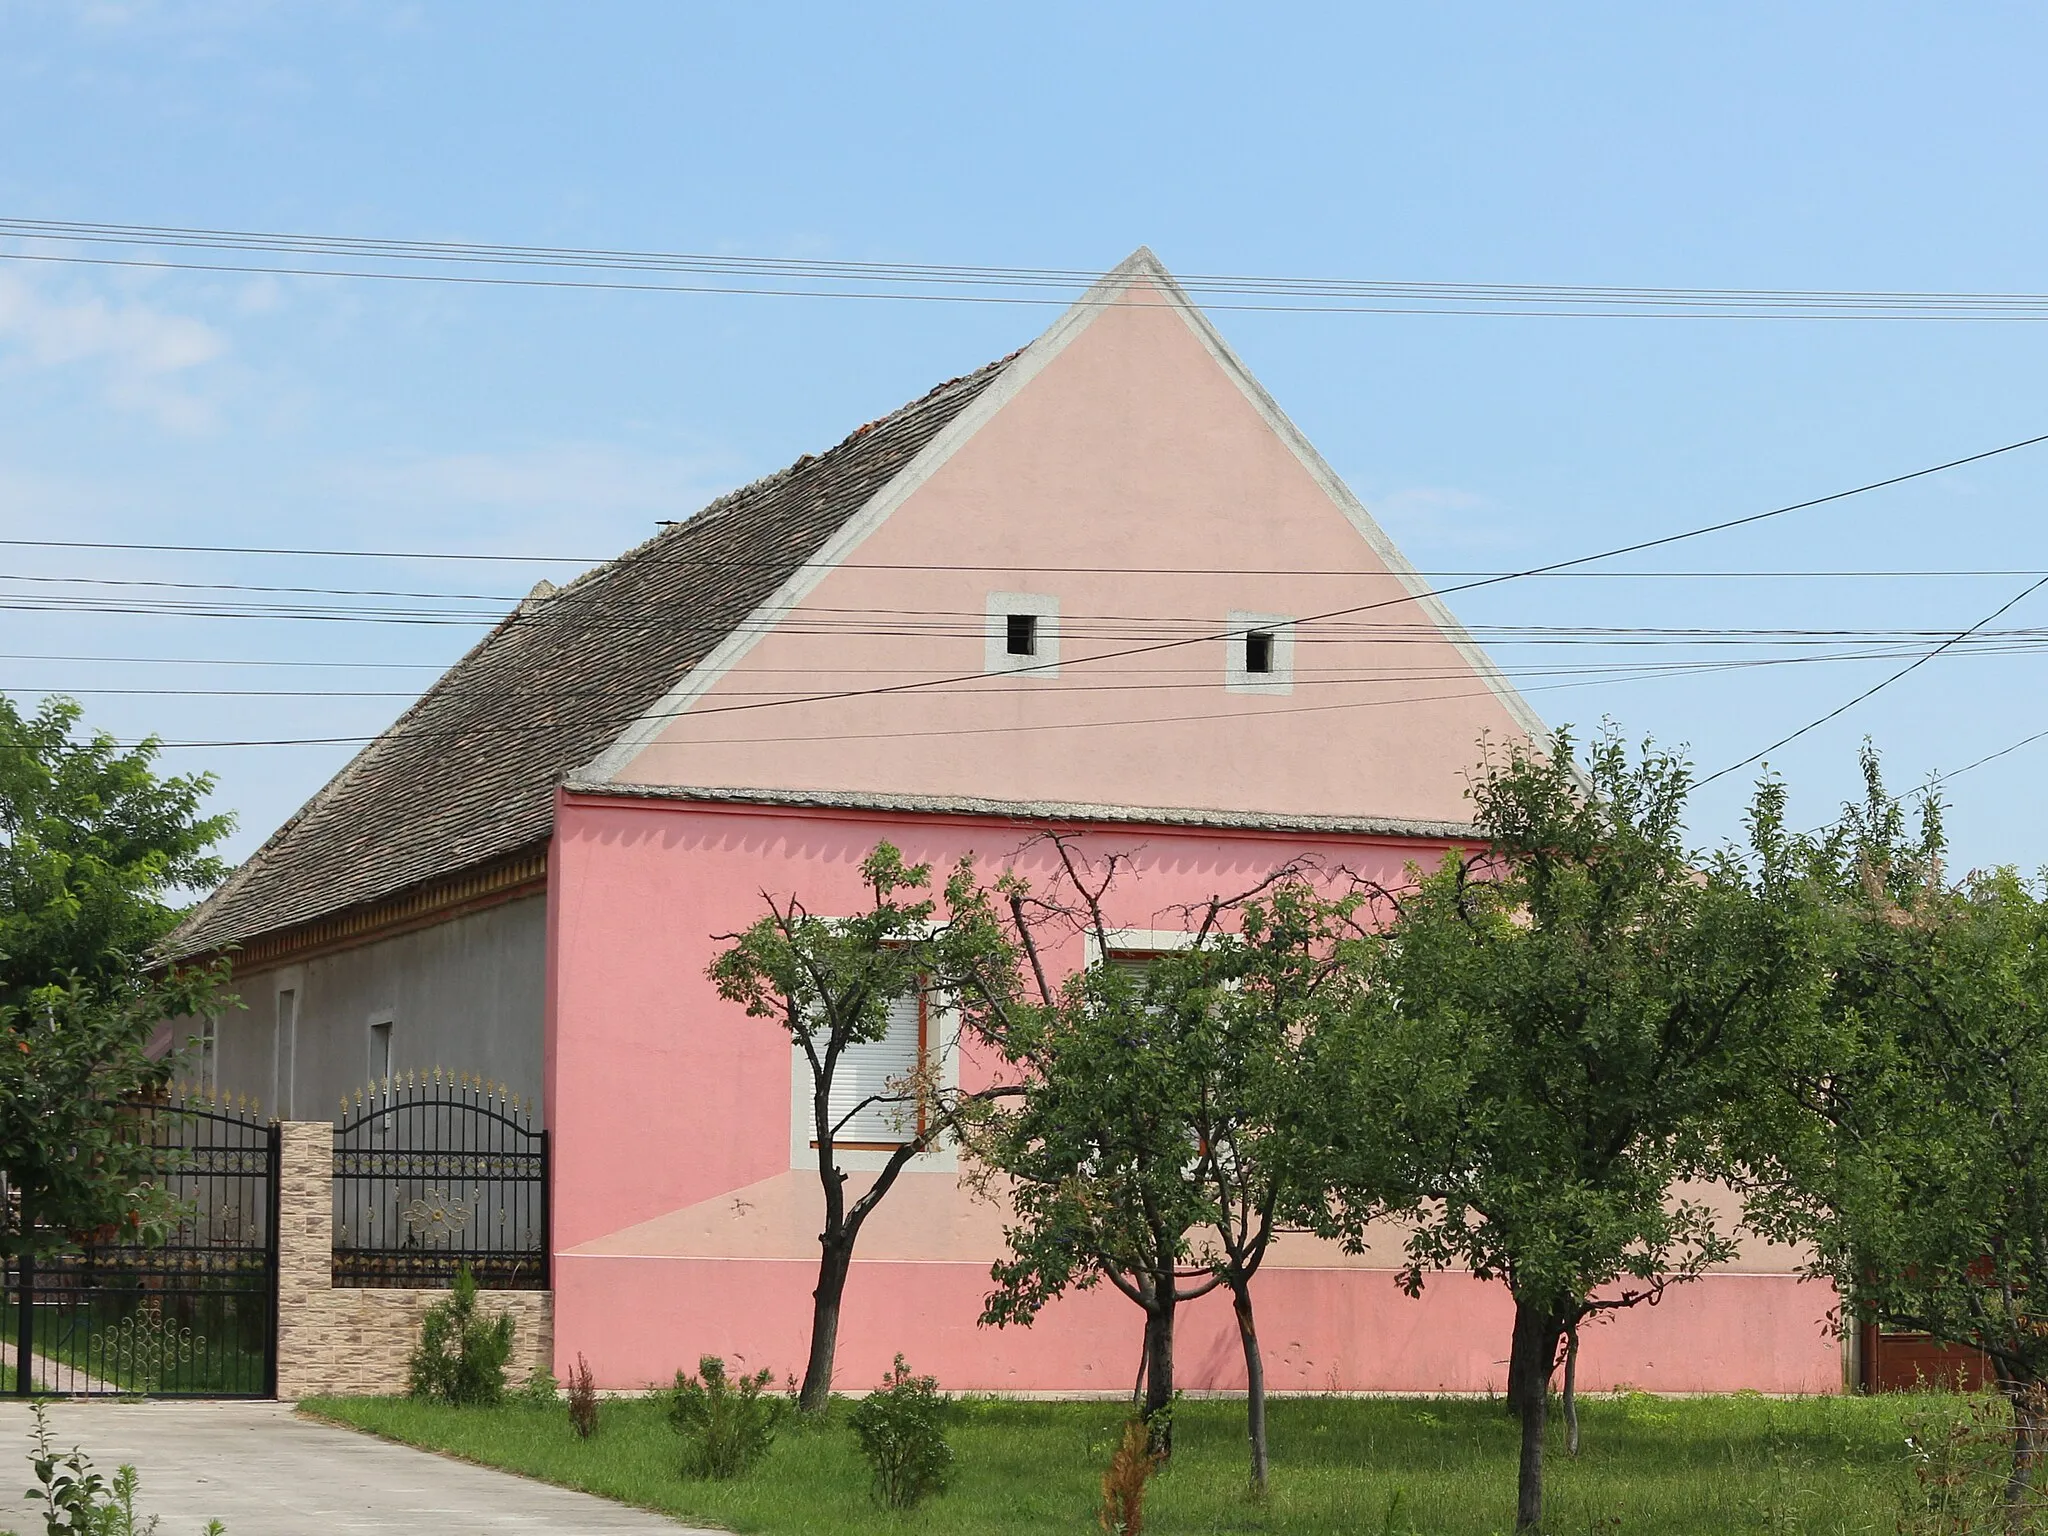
[2,1,2046,871]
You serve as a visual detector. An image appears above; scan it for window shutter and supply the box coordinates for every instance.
[827,991,924,1144]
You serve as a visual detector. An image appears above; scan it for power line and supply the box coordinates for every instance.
[1701,575,2048,786]
[15,216,2048,320]
[14,642,2028,703]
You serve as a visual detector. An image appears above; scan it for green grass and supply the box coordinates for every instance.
[302,1389,1948,1534]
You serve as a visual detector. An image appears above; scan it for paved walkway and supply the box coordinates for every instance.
[0,1401,710,1534]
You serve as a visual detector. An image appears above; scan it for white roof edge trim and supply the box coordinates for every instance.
[1137,264,1561,756]
[561,775,1478,840]
[578,246,1166,783]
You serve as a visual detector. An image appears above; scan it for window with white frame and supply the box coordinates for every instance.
[1224,611,1295,694]
[984,592,1060,676]
[818,988,928,1147]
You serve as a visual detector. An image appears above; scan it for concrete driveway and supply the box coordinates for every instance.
[0,1401,711,1535]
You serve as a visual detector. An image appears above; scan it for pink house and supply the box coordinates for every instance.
[171,251,1844,1396]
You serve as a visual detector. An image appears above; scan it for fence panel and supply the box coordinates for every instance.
[332,1070,548,1290]
[3,1092,278,1397]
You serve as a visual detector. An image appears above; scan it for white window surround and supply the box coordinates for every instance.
[367,1011,394,1085]
[273,985,298,1121]
[984,592,1060,677]
[1225,612,1295,695]
[788,970,963,1174]
[1083,927,1203,967]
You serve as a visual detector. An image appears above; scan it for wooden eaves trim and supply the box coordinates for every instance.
[183,843,548,976]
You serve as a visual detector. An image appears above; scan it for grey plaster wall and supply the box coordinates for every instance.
[205,895,547,1125]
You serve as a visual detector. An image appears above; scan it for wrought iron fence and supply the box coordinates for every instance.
[3,1088,278,1397]
[332,1069,548,1290]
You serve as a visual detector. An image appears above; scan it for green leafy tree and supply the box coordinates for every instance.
[0,700,234,1273]
[964,839,1345,1472]
[708,842,1023,1413]
[1745,752,2048,1521]
[1318,730,1809,1531]
[0,696,231,1009]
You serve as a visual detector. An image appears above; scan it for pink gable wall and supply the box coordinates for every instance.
[608,279,1534,823]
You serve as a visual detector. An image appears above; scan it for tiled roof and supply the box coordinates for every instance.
[168,354,1016,959]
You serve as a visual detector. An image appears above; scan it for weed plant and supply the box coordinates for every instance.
[566,1353,600,1440]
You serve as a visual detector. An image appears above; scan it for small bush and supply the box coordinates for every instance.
[1099,1415,1163,1536]
[406,1263,515,1407]
[848,1355,952,1509]
[665,1355,788,1479]
[517,1361,559,1409]
[567,1352,600,1439]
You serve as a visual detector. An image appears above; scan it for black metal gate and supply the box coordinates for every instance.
[4,1094,278,1397]
[333,1071,548,1290]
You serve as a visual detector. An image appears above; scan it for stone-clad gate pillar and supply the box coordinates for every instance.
[272,1121,553,1400]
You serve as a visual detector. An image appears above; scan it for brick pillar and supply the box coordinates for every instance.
[273,1121,333,1400]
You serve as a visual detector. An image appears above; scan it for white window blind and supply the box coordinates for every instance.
[825,991,925,1145]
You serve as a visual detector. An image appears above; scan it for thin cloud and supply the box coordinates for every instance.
[0,272,228,430]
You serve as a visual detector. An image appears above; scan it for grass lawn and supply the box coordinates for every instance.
[303,1389,1948,1534]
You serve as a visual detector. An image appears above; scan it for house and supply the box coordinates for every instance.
[168,250,1843,1396]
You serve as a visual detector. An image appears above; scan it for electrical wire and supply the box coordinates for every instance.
[1700,575,2048,786]
[15,217,2048,320]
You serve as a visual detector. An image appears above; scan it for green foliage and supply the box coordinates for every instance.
[0,695,232,1010]
[406,1263,515,1407]
[848,1354,951,1508]
[665,1355,788,1479]
[1890,1387,2048,1534]
[0,972,226,1264]
[708,841,1025,1411]
[516,1361,559,1409]
[1311,728,1816,1528]
[14,1400,223,1534]
[0,699,234,1266]
[310,1388,1965,1536]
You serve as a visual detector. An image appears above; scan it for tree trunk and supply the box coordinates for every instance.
[1230,1280,1269,1495]
[799,1237,853,1413]
[2004,1378,2045,1532]
[1507,1295,1566,1532]
[1141,1296,1177,1459]
[1563,1319,1580,1458]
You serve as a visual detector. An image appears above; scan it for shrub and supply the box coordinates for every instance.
[406,1263,515,1406]
[665,1355,788,1479]
[517,1361,559,1409]
[567,1352,600,1439]
[1099,1415,1163,1536]
[848,1355,952,1509]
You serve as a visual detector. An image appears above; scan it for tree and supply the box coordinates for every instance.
[1170,882,1361,1492]
[1745,753,2048,1522]
[1318,730,1807,1531]
[0,699,235,1270]
[707,843,1021,1414]
[0,970,228,1270]
[0,696,232,1009]
[963,838,1345,1474]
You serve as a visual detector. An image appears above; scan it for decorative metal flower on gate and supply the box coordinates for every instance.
[401,1188,471,1241]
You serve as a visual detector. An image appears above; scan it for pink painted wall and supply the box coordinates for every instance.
[547,790,1844,1395]
[611,278,1534,826]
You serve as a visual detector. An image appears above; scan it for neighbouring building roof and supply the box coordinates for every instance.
[167,354,1018,960]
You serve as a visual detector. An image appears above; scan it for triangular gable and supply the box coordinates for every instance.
[582,250,1554,823]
